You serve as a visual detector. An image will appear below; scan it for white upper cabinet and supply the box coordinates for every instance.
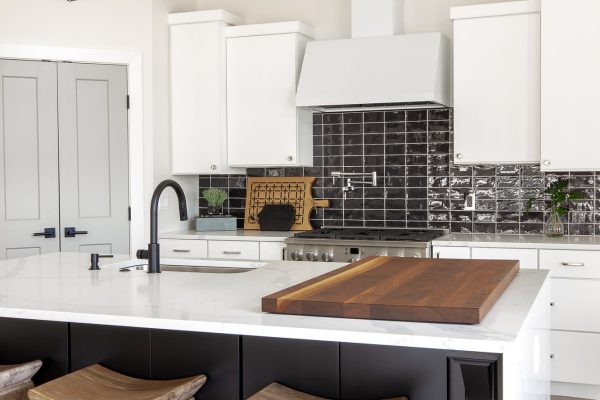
[452,2,541,164]
[169,10,245,175]
[226,22,314,167]
[541,0,600,171]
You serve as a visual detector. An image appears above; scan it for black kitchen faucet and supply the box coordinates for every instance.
[137,179,188,273]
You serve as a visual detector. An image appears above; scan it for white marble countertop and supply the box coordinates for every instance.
[0,252,548,353]
[159,230,293,242]
[433,233,600,250]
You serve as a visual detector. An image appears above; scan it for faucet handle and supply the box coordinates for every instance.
[136,249,149,260]
[89,253,114,271]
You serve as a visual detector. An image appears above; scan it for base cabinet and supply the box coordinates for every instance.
[0,318,502,400]
[0,318,68,384]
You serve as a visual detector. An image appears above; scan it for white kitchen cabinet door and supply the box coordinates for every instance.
[260,242,285,261]
[541,0,600,171]
[432,246,470,259]
[452,5,540,164]
[160,239,208,259]
[471,247,538,269]
[551,278,600,332]
[539,249,600,278]
[551,330,600,385]
[226,25,313,167]
[208,240,260,260]
[169,12,244,175]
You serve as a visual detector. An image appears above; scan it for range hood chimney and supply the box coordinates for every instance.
[296,0,451,111]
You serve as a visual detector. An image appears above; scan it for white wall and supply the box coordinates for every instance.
[196,0,514,40]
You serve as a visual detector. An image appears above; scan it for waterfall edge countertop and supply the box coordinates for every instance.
[0,252,548,354]
[433,233,600,250]
[159,229,293,242]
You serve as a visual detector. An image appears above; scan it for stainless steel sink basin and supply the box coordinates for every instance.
[105,258,265,274]
[121,264,252,273]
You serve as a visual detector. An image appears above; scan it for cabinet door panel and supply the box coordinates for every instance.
[541,0,600,170]
[471,247,538,269]
[551,278,600,331]
[454,12,540,164]
[551,330,600,385]
[160,239,208,259]
[208,240,259,260]
[432,246,470,259]
[151,330,239,400]
[227,34,299,166]
[260,242,285,260]
[70,323,151,379]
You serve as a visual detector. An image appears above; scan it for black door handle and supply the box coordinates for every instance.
[65,227,88,238]
[33,228,56,239]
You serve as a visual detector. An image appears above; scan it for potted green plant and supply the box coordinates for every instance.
[202,188,228,216]
[527,178,583,237]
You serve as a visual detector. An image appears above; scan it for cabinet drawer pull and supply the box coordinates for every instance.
[223,250,242,255]
[561,262,585,267]
[172,249,191,253]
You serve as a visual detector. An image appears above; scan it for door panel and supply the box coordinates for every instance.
[0,59,60,259]
[58,63,130,254]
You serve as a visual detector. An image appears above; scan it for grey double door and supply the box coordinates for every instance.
[0,59,130,260]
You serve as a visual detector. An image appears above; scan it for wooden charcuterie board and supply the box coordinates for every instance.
[244,176,330,231]
[263,256,519,324]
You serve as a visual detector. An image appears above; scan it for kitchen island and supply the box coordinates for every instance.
[0,253,549,399]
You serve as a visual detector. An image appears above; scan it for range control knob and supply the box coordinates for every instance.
[321,252,333,262]
[305,251,319,261]
[290,250,303,261]
[348,256,360,263]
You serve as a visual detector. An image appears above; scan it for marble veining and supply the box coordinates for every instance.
[0,252,548,354]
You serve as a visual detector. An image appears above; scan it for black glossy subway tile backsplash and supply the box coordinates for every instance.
[199,108,600,235]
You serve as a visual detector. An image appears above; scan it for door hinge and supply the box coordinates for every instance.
[128,206,131,221]
[126,95,130,110]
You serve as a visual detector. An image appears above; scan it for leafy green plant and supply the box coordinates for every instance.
[526,178,584,216]
[202,188,228,207]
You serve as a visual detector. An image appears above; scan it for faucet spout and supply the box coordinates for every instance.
[147,179,188,273]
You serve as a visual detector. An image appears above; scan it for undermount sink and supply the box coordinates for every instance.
[102,258,266,274]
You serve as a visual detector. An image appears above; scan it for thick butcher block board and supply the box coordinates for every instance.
[263,256,519,324]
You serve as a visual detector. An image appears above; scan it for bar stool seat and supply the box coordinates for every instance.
[27,364,206,400]
[0,360,42,400]
[248,382,408,400]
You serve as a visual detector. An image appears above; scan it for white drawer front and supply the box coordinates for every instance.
[540,249,600,278]
[208,240,260,260]
[551,278,600,332]
[471,247,538,269]
[259,242,285,261]
[551,330,600,385]
[432,246,471,259]
[160,239,208,259]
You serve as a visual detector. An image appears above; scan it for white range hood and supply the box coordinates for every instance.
[296,0,451,111]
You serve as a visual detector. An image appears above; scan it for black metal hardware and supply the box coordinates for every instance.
[65,227,88,238]
[89,253,114,270]
[33,228,56,239]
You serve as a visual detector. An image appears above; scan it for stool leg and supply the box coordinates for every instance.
[0,379,33,400]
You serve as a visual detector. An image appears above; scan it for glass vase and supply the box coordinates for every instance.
[544,211,565,237]
[207,205,223,216]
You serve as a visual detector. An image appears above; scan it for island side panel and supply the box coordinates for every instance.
[242,336,340,399]
[151,329,240,400]
[0,317,69,384]
[70,323,152,379]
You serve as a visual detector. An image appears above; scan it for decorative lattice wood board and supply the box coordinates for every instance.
[244,177,330,231]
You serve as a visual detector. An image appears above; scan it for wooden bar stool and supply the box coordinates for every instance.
[248,382,408,400]
[27,364,206,400]
[0,360,42,400]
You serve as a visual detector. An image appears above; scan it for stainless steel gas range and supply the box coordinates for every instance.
[284,228,446,263]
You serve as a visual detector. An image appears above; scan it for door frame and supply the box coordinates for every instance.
[0,44,144,254]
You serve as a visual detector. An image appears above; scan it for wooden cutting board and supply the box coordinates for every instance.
[244,176,330,231]
[263,256,519,324]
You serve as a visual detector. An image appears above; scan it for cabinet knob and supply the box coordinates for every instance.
[287,156,293,162]
[550,354,555,359]
[210,164,217,171]
[543,160,551,166]
[456,153,463,160]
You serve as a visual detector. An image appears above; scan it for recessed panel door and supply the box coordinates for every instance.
[0,59,60,260]
[58,63,130,254]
